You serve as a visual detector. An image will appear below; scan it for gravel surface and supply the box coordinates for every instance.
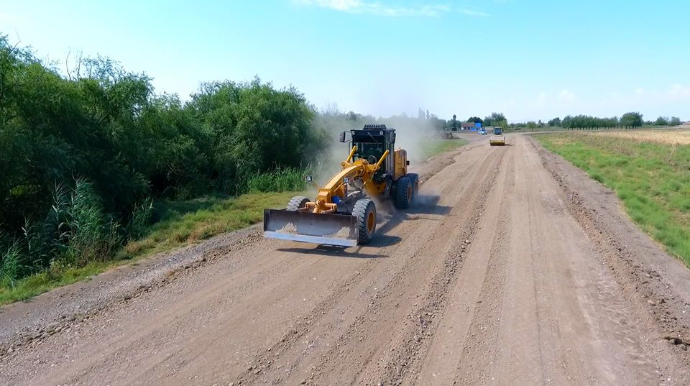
[1,134,689,385]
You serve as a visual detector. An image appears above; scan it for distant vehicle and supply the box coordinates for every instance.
[478,129,487,135]
[490,127,506,146]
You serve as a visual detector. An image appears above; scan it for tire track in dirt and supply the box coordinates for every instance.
[450,149,514,386]
[229,141,497,385]
[4,135,690,385]
[531,136,690,383]
[410,144,513,385]
[519,137,612,385]
[375,148,508,386]
[289,147,505,385]
[488,142,545,385]
[510,138,586,385]
[494,138,592,385]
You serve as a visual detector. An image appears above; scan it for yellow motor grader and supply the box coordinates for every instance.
[263,124,418,247]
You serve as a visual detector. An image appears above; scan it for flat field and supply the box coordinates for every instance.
[593,129,690,145]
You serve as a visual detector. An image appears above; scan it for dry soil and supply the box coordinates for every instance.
[1,134,690,386]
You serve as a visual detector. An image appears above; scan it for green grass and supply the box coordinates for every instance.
[0,262,111,305]
[421,137,468,158]
[119,192,298,259]
[536,133,690,266]
[0,191,298,306]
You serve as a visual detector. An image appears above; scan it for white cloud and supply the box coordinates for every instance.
[668,84,690,100]
[0,12,13,22]
[300,0,361,11]
[460,9,490,17]
[294,1,484,17]
[558,89,575,102]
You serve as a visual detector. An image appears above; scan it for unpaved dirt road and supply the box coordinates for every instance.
[2,134,690,385]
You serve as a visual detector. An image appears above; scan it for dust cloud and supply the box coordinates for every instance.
[311,103,442,186]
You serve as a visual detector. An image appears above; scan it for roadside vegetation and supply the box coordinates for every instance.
[0,34,329,298]
[537,131,690,266]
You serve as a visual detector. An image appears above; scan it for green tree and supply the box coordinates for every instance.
[490,112,506,122]
[0,36,330,281]
[187,79,328,193]
[467,116,483,124]
[620,112,643,128]
[548,117,562,127]
[484,112,506,127]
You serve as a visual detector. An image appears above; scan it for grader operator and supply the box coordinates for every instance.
[263,124,419,247]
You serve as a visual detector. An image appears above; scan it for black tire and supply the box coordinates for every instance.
[407,173,419,201]
[353,199,376,244]
[395,176,412,209]
[287,196,310,211]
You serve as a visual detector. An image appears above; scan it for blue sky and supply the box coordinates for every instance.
[1,0,688,121]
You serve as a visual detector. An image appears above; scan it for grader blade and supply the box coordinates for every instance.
[263,209,359,247]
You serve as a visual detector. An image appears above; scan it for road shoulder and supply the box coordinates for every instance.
[529,135,690,363]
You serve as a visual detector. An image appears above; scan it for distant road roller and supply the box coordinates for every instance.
[263,124,418,247]
[490,127,506,146]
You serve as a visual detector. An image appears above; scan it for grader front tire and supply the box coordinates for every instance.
[353,199,376,245]
[287,196,310,211]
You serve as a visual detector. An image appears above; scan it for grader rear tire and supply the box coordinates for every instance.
[407,173,419,200]
[395,176,413,209]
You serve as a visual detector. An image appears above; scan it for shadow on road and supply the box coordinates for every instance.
[375,195,451,235]
[277,195,450,258]
[277,245,389,259]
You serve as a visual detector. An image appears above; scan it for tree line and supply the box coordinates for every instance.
[493,113,681,131]
[447,112,683,132]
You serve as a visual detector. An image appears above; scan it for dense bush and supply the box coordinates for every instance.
[0,35,328,280]
[247,168,310,193]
